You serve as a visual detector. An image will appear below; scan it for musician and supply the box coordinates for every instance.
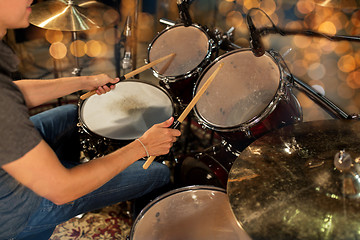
[0,1,181,239]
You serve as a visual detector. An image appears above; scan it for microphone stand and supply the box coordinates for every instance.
[177,0,192,26]
[245,7,359,119]
[257,26,360,42]
[290,75,351,119]
[263,26,360,119]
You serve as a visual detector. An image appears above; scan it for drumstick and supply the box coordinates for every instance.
[143,62,224,169]
[159,53,176,74]
[80,53,176,100]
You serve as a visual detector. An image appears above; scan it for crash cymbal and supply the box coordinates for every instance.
[227,119,360,240]
[29,0,119,31]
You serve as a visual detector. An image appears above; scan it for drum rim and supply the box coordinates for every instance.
[77,79,175,140]
[193,48,286,133]
[147,23,216,82]
[129,185,226,239]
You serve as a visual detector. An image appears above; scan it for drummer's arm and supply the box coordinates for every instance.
[14,74,119,108]
[2,118,180,205]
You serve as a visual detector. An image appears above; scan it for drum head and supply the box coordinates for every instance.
[149,25,210,78]
[194,49,281,129]
[130,186,251,240]
[80,81,173,140]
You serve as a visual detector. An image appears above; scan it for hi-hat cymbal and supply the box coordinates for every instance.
[228,119,360,240]
[29,0,119,31]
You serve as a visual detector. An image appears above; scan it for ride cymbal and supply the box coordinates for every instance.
[227,119,360,240]
[29,0,119,31]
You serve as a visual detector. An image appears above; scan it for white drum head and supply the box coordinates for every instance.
[80,81,173,140]
[131,186,251,240]
[149,25,210,77]
[195,50,281,128]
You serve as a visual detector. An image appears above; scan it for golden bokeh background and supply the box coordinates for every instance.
[17,0,360,122]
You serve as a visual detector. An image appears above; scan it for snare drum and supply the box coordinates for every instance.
[78,80,174,159]
[148,24,217,105]
[193,49,303,152]
[130,185,251,240]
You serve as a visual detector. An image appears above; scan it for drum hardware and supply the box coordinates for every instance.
[118,16,133,76]
[176,0,192,27]
[228,119,360,240]
[159,18,176,27]
[213,26,242,51]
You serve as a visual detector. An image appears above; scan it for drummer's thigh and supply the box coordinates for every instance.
[71,160,171,213]
[23,160,170,229]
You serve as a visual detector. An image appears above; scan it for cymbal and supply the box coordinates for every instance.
[227,119,360,240]
[29,0,119,31]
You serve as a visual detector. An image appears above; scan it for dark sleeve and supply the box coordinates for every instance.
[0,75,42,166]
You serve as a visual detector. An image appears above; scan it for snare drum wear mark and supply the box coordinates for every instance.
[230,61,237,69]
[156,212,160,223]
[108,96,147,115]
[268,62,276,72]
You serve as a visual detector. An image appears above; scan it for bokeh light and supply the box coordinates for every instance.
[45,30,63,43]
[86,40,104,57]
[338,54,356,73]
[49,42,67,60]
[70,40,86,58]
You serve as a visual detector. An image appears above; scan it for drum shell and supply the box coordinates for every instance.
[193,48,303,152]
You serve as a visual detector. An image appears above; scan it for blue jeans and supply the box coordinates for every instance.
[15,105,171,239]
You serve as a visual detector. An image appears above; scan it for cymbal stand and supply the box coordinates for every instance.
[71,31,82,76]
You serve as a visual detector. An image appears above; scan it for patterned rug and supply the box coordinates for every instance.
[50,203,133,240]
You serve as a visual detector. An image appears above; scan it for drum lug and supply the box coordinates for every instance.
[242,127,254,139]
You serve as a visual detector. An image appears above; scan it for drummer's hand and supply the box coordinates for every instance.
[83,74,120,95]
[138,117,181,157]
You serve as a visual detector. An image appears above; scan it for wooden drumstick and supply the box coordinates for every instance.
[142,62,225,169]
[80,53,176,100]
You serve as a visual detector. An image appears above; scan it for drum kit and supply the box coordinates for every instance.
[29,0,360,239]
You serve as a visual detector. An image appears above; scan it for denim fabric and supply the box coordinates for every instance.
[13,104,170,239]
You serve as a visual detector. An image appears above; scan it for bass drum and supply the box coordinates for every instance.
[193,48,303,152]
[78,80,175,159]
[148,23,217,106]
[130,185,251,240]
